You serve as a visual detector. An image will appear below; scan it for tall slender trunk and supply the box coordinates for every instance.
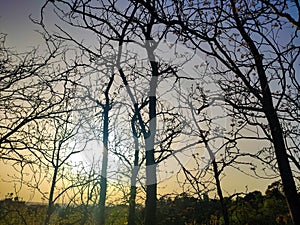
[128,169,138,225]
[212,159,230,225]
[128,116,140,225]
[97,105,109,225]
[145,138,157,225]
[144,58,158,225]
[128,183,137,225]
[96,71,114,225]
[202,136,229,225]
[264,107,300,224]
[230,1,300,223]
[191,98,230,225]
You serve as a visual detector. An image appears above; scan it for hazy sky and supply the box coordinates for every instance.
[0,0,46,49]
[0,0,278,202]
[0,0,55,201]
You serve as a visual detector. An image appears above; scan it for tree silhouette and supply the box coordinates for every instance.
[134,0,300,223]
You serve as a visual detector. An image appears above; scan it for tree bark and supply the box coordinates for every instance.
[97,105,109,225]
[145,141,157,225]
[265,107,300,225]
[144,57,158,225]
[229,1,300,223]
[128,184,137,225]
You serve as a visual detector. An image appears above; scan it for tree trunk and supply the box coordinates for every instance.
[229,1,300,223]
[128,185,137,225]
[144,57,158,225]
[202,134,230,225]
[145,150,157,225]
[128,122,140,225]
[97,106,109,225]
[44,166,58,225]
[193,101,230,225]
[212,159,230,225]
[265,107,300,225]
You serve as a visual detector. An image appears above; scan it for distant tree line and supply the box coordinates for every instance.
[0,181,294,225]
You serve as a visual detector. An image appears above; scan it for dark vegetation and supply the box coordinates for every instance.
[0,181,293,225]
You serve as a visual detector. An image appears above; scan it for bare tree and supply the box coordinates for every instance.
[0,33,78,163]
[7,106,90,225]
[42,114,88,225]
[81,65,116,225]
[134,0,300,223]
[185,86,230,225]
[39,2,184,225]
[0,28,107,224]
[37,3,123,223]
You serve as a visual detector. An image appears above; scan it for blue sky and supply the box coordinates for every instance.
[0,0,45,49]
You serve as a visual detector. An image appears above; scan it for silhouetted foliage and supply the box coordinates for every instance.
[0,181,294,224]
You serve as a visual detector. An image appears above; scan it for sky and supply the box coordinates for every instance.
[0,0,47,50]
[0,0,278,202]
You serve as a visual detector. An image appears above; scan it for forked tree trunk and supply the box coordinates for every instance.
[192,99,230,225]
[202,135,230,225]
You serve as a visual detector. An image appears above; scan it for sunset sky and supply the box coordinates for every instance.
[0,0,278,202]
